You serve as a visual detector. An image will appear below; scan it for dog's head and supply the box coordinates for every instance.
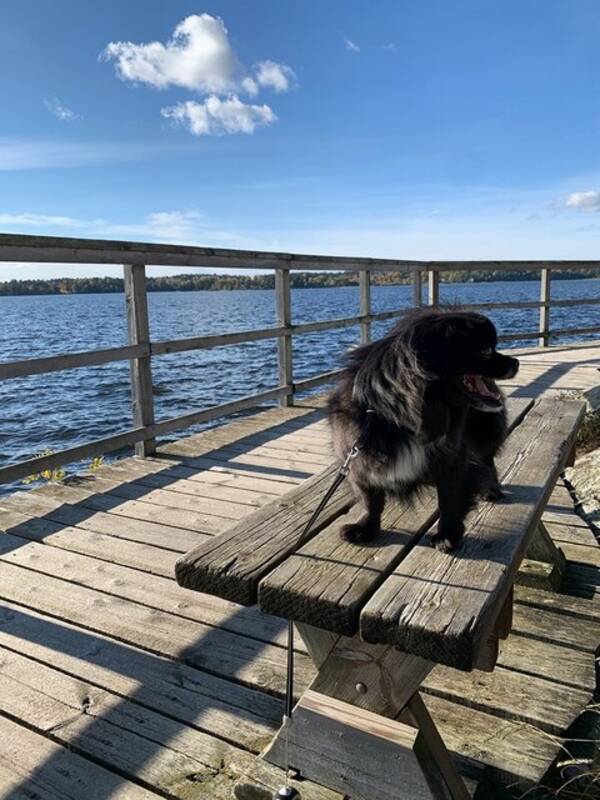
[410,310,519,412]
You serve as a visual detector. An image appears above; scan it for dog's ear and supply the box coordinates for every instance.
[443,318,471,342]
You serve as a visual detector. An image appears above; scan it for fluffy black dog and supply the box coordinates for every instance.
[328,308,519,551]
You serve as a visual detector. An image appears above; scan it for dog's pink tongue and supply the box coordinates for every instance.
[470,375,497,398]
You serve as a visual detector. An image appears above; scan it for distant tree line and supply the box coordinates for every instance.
[1,268,599,296]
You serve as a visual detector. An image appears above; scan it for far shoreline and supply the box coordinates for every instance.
[2,270,600,298]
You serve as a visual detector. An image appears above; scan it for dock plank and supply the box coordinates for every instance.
[423,662,590,735]
[511,602,600,653]
[0,598,280,750]
[162,454,307,483]
[0,507,180,576]
[0,647,335,800]
[0,557,315,696]
[497,633,595,691]
[146,458,295,495]
[1,493,206,553]
[0,713,160,799]
[97,463,276,506]
[0,531,290,648]
[515,582,600,622]
[0,647,269,798]
[422,694,560,786]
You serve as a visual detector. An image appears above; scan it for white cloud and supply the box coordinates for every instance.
[102,14,241,93]
[102,14,294,99]
[344,38,360,52]
[161,96,276,136]
[254,60,295,92]
[241,76,259,96]
[564,191,600,213]
[43,97,80,122]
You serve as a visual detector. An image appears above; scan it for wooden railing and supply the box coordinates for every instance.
[1,233,599,484]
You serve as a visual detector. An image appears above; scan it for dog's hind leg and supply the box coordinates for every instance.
[340,484,385,544]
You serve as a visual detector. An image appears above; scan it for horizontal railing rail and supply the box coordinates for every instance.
[2,233,600,273]
[1,232,599,484]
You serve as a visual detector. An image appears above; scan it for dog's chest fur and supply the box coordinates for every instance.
[365,439,428,489]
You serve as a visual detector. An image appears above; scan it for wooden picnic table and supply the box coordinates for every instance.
[175,396,584,800]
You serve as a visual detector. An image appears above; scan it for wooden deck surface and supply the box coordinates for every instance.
[0,341,599,799]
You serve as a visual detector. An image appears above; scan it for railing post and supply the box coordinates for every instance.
[412,270,422,307]
[359,270,371,344]
[275,268,293,406]
[538,267,551,347]
[428,269,440,307]
[124,264,156,456]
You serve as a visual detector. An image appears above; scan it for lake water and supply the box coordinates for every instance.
[1,278,599,492]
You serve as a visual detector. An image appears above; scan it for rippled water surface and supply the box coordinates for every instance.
[1,279,599,491]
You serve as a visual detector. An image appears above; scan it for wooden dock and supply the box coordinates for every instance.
[0,341,598,799]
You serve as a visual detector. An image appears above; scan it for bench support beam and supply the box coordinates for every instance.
[517,521,567,591]
[262,624,471,800]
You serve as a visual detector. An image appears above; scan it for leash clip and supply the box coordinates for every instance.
[340,442,361,476]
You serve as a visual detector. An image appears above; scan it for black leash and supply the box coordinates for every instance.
[275,437,364,798]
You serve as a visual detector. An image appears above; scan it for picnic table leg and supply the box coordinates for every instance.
[262,624,471,800]
[402,694,472,800]
[472,586,514,671]
[518,520,567,591]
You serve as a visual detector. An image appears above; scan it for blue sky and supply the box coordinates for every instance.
[3,0,600,278]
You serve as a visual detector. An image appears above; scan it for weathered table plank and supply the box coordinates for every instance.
[360,398,585,669]
[259,500,436,633]
[175,464,356,604]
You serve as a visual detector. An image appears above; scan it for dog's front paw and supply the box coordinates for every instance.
[340,522,379,544]
[484,484,506,502]
[430,531,462,553]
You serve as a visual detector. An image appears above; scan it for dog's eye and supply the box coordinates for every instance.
[481,347,493,357]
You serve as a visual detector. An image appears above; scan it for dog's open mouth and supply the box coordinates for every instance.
[462,374,502,409]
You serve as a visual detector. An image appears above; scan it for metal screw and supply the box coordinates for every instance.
[273,787,300,799]
[355,682,368,694]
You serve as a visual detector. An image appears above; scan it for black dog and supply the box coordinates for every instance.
[328,308,519,551]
